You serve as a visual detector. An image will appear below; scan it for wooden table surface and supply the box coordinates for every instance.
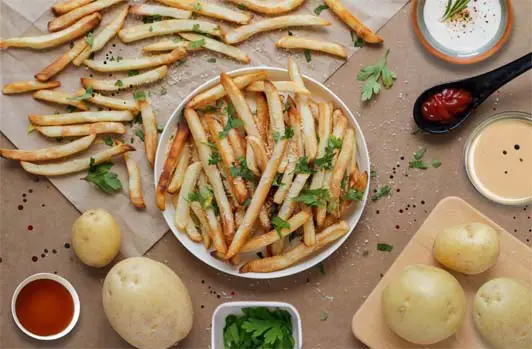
[1,1,531,348]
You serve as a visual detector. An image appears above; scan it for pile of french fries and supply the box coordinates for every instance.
[156,57,368,273]
[0,0,374,248]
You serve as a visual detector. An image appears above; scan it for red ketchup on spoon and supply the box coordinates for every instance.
[421,88,472,123]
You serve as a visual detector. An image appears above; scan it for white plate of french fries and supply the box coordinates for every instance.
[154,60,370,279]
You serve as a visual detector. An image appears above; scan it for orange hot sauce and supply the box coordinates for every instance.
[15,279,74,336]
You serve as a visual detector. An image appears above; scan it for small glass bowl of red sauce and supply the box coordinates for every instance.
[421,88,473,124]
[11,273,80,340]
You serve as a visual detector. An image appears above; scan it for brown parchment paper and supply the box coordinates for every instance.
[0,0,408,256]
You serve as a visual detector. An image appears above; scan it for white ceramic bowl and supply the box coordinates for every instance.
[11,273,80,340]
[154,66,370,279]
[211,301,302,349]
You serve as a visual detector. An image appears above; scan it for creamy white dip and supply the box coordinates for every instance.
[423,0,502,54]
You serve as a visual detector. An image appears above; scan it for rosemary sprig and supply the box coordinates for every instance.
[441,0,470,21]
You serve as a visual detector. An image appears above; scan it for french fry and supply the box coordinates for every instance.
[48,0,125,32]
[316,111,347,226]
[246,81,310,95]
[175,162,202,229]
[34,122,125,137]
[29,110,134,126]
[185,220,203,242]
[123,152,146,209]
[190,202,212,249]
[308,99,319,121]
[309,102,333,190]
[20,143,134,176]
[259,200,272,229]
[245,142,260,177]
[83,48,186,72]
[263,81,286,169]
[329,128,355,217]
[198,173,226,253]
[33,90,88,111]
[323,0,383,44]
[179,33,250,63]
[185,108,234,245]
[143,38,202,52]
[0,134,95,162]
[3,81,60,95]
[254,93,272,156]
[220,112,247,160]
[168,143,190,193]
[225,15,330,44]
[348,129,358,178]
[206,117,248,204]
[154,0,252,24]
[278,173,310,220]
[52,0,94,16]
[130,4,192,19]
[247,136,268,173]
[240,211,310,253]
[35,38,87,81]
[288,57,318,160]
[0,13,102,50]
[239,221,348,273]
[187,71,267,108]
[76,88,139,113]
[301,204,316,246]
[73,4,129,65]
[81,65,168,91]
[138,100,158,167]
[225,0,305,16]
[276,36,347,59]
[225,139,288,259]
[118,20,223,43]
[156,123,189,210]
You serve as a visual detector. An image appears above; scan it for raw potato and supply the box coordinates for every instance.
[72,209,121,267]
[382,264,466,345]
[433,222,499,275]
[102,257,193,349]
[474,278,532,349]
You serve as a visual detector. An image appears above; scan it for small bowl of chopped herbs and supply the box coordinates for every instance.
[212,301,302,349]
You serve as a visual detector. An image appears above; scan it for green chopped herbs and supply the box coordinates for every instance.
[351,31,364,48]
[68,86,93,101]
[86,32,94,48]
[173,37,184,43]
[413,147,426,160]
[370,169,377,178]
[223,307,295,349]
[207,57,217,63]
[317,262,326,275]
[238,4,247,10]
[134,91,146,101]
[442,0,470,21]
[272,173,284,187]
[114,80,124,87]
[371,185,392,201]
[102,136,114,146]
[230,157,257,182]
[219,108,244,139]
[293,188,330,207]
[314,136,343,170]
[194,1,202,11]
[409,147,428,169]
[202,140,217,149]
[82,158,122,194]
[192,23,201,33]
[189,38,205,49]
[188,186,214,210]
[357,49,396,101]
[377,243,393,252]
[304,49,312,63]
[320,312,328,321]
[273,128,294,142]
[128,70,140,76]
[66,105,77,113]
[133,113,142,124]
[432,159,442,168]
[209,151,222,165]
[272,216,290,239]
[294,156,315,175]
[157,124,164,133]
[142,14,162,23]
[344,188,364,201]
[314,3,329,15]
[27,124,35,134]
[199,105,218,114]
[135,129,145,142]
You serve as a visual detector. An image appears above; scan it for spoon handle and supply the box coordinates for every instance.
[472,52,531,103]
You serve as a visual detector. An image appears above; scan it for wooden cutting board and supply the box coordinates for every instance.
[352,196,532,349]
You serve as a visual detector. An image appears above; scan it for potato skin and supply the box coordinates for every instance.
[72,208,121,267]
[433,222,499,275]
[382,264,466,345]
[102,257,193,349]
[474,278,532,349]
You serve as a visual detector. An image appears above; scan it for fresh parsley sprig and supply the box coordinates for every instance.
[371,185,392,201]
[293,189,330,207]
[294,156,315,175]
[314,136,342,170]
[357,49,396,101]
[82,158,122,194]
[272,216,290,239]
[230,157,257,182]
[68,86,93,101]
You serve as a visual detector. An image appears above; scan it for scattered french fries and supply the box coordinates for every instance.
[124,151,146,209]
[81,65,168,91]
[52,0,94,16]
[0,13,102,50]
[225,15,330,44]
[29,110,134,126]
[138,100,159,167]
[32,90,88,111]
[35,39,87,81]
[130,4,192,19]
[75,89,139,113]
[142,38,202,52]
[118,20,224,43]
[276,36,348,59]
[179,33,250,63]
[175,162,202,229]
[167,143,190,193]
[246,81,310,95]
[84,48,186,72]
[48,0,125,32]
[155,0,252,24]
[34,122,126,137]
[225,0,306,16]
[3,81,60,95]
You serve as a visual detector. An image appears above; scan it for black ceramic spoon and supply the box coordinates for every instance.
[413,52,532,134]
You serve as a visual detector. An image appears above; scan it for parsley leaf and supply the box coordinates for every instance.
[68,86,93,101]
[86,32,94,48]
[377,243,393,252]
[413,147,426,160]
[142,14,162,23]
[304,49,312,63]
[201,140,217,149]
[82,158,122,194]
[188,38,205,49]
[238,4,247,10]
[432,159,442,168]
[134,91,146,101]
[230,157,257,182]
[194,1,202,11]
[293,189,330,207]
[282,127,294,140]
[314,135,343,170]
[370,169,377,178]
[209,151,221,165]
[114,80,123,87]
[219,113,243,139]
[345,188,364,201]
[409,147,428,169]
[357,49,396,101]
[135,129,145,142]
[102,136,114,146]
[66,105,77,113]
[272,216,290,239]
[317,262,326,274]
[351,31,364,47]
[314,3,329,15]
[272,173,284,187]
[188,186,214,210]
[128,70,140,76]
[371,185,392,201]
[320,311,328,321]
[294,156,315,175]
[192,23,201,33]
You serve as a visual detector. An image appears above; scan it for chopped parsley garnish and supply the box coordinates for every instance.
[317,262,326,274]
[351,31,364,48]
[142,14,162,23]
[357,49,396,101]
[409,147,428,169]
[272,216,290,239]
[272,173,284,187]
[114,80,123,87]
[188,38,205,49]
[102,136,114,146]
[82,158,122,194]
[133,113,142,124]
[128,70,140,76]
[377,243,393,252]
[344,188,364,201]
[194,1,202,11]
[209,150,222,165]
[86,32,94,48]
[304,49,312,63]
[432,159,442,168]
[173,37,184,43]
[314,135,343,170]
[293,189,330,207]
[238,4,247,10]
[68,86,93,101]
[320,311,328,321]
[314,3,329,15]
[160,86,168,95]
[230,157,257,182]
[135,129,145,142]
[157,124,164,133]
[219,113,244,139]
[371,185,392,201]
[192,23,201,32]
[66,105,77,113]
[294,156,315,175]
[370,169,377,178]
[134,91,146,101]
[201,140,217,149]
[273,127,294,143]
[188,186,214,210]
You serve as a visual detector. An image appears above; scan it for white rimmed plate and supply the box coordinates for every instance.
[154,67,370,279]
